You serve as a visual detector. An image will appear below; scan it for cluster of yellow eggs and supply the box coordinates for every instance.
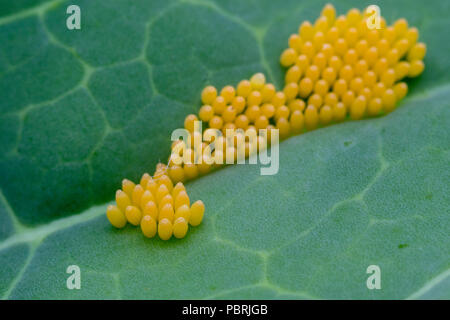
[279,3,426,125]
[106,169,205,240]
[167,72,281,183]
[107,4,426,239]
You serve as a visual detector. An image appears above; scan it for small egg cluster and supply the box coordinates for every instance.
[168,73,281,183]
[106,169,205,240]
[279,3,426,128]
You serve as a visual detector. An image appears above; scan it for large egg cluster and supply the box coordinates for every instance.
[107,4,426,238]
[280,3,426,127]
[106,169,205,240]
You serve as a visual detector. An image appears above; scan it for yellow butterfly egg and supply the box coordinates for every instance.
[275,105,290,121]
[201,85,217,105]
[106,205,127,229]
[158,218,173,240]
[175,190,190,210]
[373,58,389,77]
[405,27,419,47]
[245,105,261,122]
[354,59,368,77]
[168,165,185,184]
[332,102,347,121]
[350,95,367,120]
[132,184,144,207]
[184,114,198,132]
[312,31,325,51]
[314,79,329,96]
[394,61,410,81]
[212,96,226,115]
[408,60,425,77]
[173,217,189,239]
[381,68,396,88]
[313,52,327,71]
[174,204,191,222]
[141,215,157,238]
[140,173,151,189]
[261,83,276,102]
[342,90,356,108]
[271,91,286,108]
[209,115,223,130]
[367,97,383,116]
[393,18,408,37]
[220,85,236,104]
[289,34,303,53]
[289,110,304,134]
[146,179,158,196]
[125,205,142,226]
[324,92,338,107]
[299,21,314,40]
[255,115,269,131]
[344,27,358,47]
[355,39,368,58]
[198,104,214,122]
[346,8,361,26]
[232,96,246,114]
[393,82,408,100]
[237,80,252,98]
[121,179,135,199]
[296,54,309,70]
[363,47,378,67]
[326,26,339,43]
[334,15,348,36]
[285,65,302,84]
[298,77,314,98]
[143,200,158,221]
[304,105,319,130]
[247,90,262,107]
[306,64,320,82]
[382,88,397,113]
[321,43,334,59]
[321,3,336,24]
[376,39,390,56]
[250,73,266,90]
[362,71,377,88]
[235,114,250,129]
[159,202,175,223]
[276,117,290,139]
[288,99,306,113]
[172,182,186,200]
[334,38,348,57]
[222,106,237,123]
[333,78,348,96]
[407,43,426,62]
[319,105,333,125]
[372,82,386,98]
[350,77,364,93]
[283,82,299,101]
[184,163,199,180]
[301,41,315,59]
[280,48,298,67]
[339,65,354,82]
[383,26,396,45]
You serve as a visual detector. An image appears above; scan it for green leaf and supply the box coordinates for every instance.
[0,0,449,299]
